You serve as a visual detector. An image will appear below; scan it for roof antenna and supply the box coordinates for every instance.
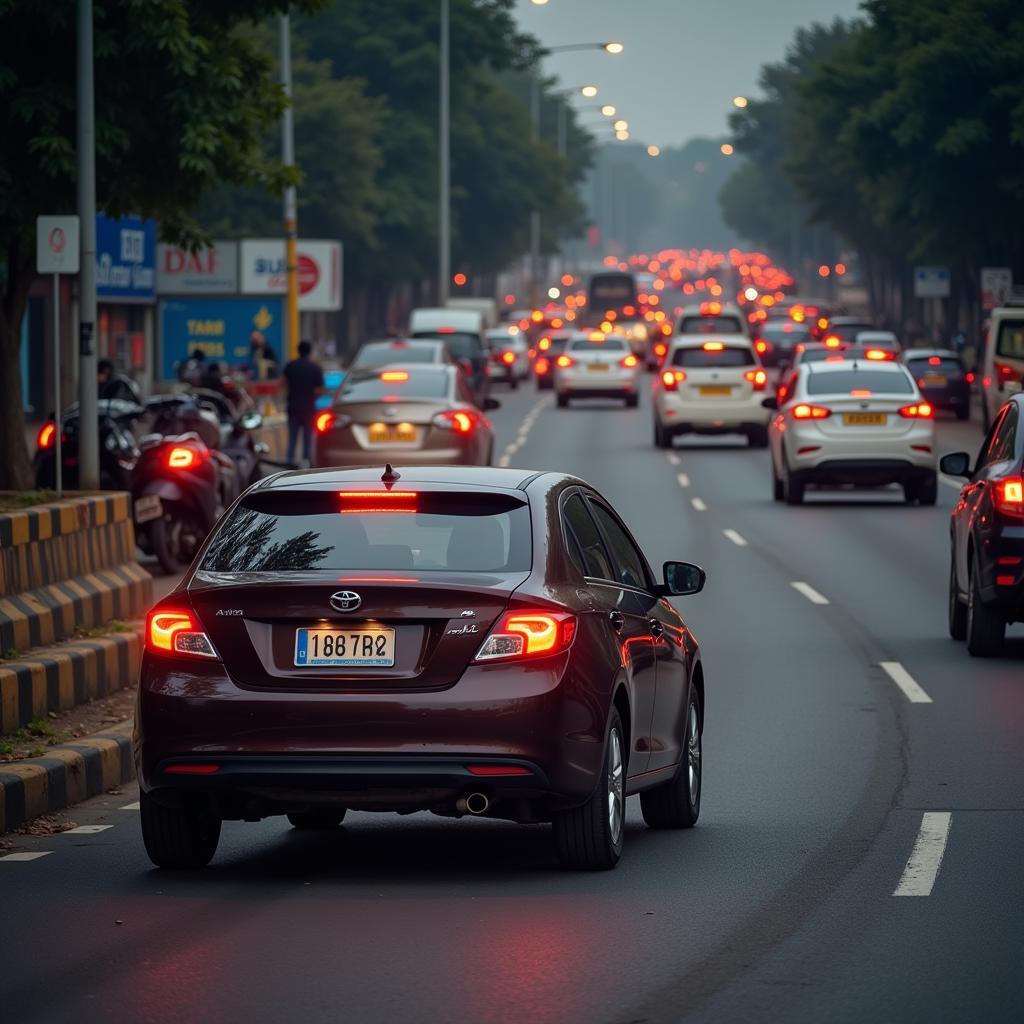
[381,463,401,490]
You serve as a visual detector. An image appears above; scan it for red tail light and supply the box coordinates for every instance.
[744,369,768,391]
[898,402,933,418]
[38,422,56,449]
[864,348,895,361]
[661,369,686,390]
[432,409,478,434]
[315,411,334,433]
[167,445,202,469]
[965,371,976,384]
[792,404,831,420]
[501,350,516,365]
[654,342,667,357]
[995,362,1019,389]
[823,335,842,349]
[535,357,551,375]
[994,476,1024,516]
[165,763,221,775]
[339,490,418,513]
[927,356,942,366]
[754,339,769,354]
[147,608,218,659]
[473,609,577,662]
[660,323,672,336]
[555,355,574,368]
[619,355,639,369]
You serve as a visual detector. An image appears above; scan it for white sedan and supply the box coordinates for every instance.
[553,333,640,408]
[768,359,938,505]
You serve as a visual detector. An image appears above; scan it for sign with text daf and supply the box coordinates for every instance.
[96,214,156,302]
[157,241,239,295]
[240,238,343,311]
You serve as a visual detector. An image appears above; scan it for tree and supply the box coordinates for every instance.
[0,0,322,490]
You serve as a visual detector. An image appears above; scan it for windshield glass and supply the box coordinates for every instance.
[341,370,449,400]
[806,370,913,395]
[679,315,744,334]
[996,320,1024,360]
[352,342,437,368]
[569,337,627,352]
[672,346,754,367]
[414,332,482,361]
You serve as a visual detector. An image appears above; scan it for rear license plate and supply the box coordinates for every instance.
[367,423,416,444]
[922,374,947,386]
[134,494,162,524]
[294,627,396,667]
[587,363,609,372]
[698,385,731,396]
[842,413,887,425]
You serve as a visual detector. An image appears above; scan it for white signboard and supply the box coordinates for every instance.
[157,241,238,295]
[913,266,950,299]
[36,215,80,275]
[240,238,343,311]
[980,267,1013,311]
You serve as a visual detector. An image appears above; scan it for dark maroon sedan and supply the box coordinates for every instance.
[135,466,707,870]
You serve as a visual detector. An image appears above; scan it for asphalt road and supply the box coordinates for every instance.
[3,376,1022,1024]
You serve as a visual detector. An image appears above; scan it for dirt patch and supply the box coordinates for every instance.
[15,813,78,836]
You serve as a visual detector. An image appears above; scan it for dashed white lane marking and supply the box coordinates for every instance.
[497,454,511,467]
[723,529,748,547]
[0,852,53,862]
[880,661,933,704]
[939,475,963,490]
[894,812,952,896]
[666,452,681,466]
[676,473,690,488]
[119,801,141,811]
[63,825,113,835]
[690,498,707,511]
[791,581,830,605]
[497,395,549,467]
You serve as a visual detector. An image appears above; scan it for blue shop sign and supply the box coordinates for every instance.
[96,214,156,301]
[159,297,284,380]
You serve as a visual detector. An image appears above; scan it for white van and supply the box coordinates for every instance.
[446,297,498,329]
[408,307,488,402]
[980,302,1024,429]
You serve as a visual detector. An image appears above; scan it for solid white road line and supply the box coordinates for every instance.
[677,473,690,488]
[880,661,933,704]
[0,852,53,862]
[63,825,113,835]
[666,452,681,466]
[119,801,141,811]
[723,529,748,547]
[791,581,830,605]
[499,395,549,466]
[691,498,707,511]
[894,812,952,896]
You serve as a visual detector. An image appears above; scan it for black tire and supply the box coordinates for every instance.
[625,393,639,409]
[783,454,805,505]
[556,393,569,408]
[640,686,701,829]
[966,555,1005,657]
[553,708,625,870]
[654,420,670,449]
[747,425,769,449]
[148,516,183,575]
[772,457,785,502]
[902,479,918,504]
[140,791,221,869]
[948,548,967,641]
[510,377,519,391]
[916,472,938,506]
[287,809,347,829]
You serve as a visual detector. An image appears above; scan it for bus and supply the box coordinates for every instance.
[587,271,638,322]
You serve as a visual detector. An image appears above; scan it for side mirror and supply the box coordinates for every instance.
[239,411,263,431]
[661,560,706,596]
[484,397,501,411]
[761,396,778,410]
[939,451,972,479]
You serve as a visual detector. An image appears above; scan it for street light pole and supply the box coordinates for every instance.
[438,0,451,305]
[77,0,99,490]
[529,74,541,308]
[280,13,300,360]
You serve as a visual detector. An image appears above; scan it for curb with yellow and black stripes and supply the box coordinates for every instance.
[0,721,133,833]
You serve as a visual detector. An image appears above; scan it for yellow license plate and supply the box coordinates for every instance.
[698,385,731,396]
[922,374,947,386]
[587,363,609,372]
[367,423,416,444]
[842,413,887,426]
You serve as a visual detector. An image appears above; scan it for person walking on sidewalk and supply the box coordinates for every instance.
[283,340,325,466]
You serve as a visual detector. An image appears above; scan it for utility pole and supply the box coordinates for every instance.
[77,0,98,489]
[529,75,541,308]
[280,12,299,359]
[438,0,451,305]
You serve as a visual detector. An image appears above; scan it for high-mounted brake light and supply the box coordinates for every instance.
[661,369,686,390]
[167,446,200,469]
[38,422,56,449]
[927,356,942,366]
[995,362,1019,390]
[433,409,477,434]
[620,355,639,368]
[339,490,418,513]
[823,335,842,349]
[792,403,831,420]
[994,476,1024,516]
[165,763,221,775]
[744,369,767,391]
[702,341,725,352]
[898,403,934,418]
[380,370,409,382]
[555,355,574,368]
[473,609,577,663]
[865,348,894,361]
[315,411,335,433]
[146,608,218,659]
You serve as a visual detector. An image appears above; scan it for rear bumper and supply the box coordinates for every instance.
[794,458,934,486]
[657,393,770,430]
[555,371,638,394]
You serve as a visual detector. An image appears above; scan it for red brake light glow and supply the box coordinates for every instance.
[755,340,769,354]
[501,350,516,365]
[792,404,832,420]
[994,476,1024,516]
[928,356,942,366]
[995,362,1018,388]
[465,764,532,777]
[146,608,217,658]
[38,422,56,449]
[555,354,574,368]
[661,369,686,390]
[620,354,639,368]
[432,410,478,434]
[744,369,768,391]
[864,348,894,361]
[339,490,418,513]
[315,411,334,433]
[898,402,934,418]
[165,763,221,775]
[535,357,551,375]
[654,342,667,357]
[823,335,842,349]
[538,337,552,351]
[167,446,199,469]
[702,341,725,352]
[474,610,577,662]
[380,370,409,382]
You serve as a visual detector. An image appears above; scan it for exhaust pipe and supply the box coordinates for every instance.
[456,792,490,815]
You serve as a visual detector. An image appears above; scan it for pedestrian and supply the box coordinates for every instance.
[248,330,279,379]
[283,340,325,466]
[178,347,206,385]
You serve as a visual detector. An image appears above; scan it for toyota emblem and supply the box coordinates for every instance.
[330,590,362,612]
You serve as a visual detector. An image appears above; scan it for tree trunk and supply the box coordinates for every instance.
[0,240,35,491]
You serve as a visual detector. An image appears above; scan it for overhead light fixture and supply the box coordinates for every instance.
[581,85,598,98]
[647,145,660,157]
[600,104,616,116]
[613,119,628,131]
[603,42,624,54]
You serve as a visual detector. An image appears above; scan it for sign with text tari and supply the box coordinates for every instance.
[96,214,156,302]
[913,266,950,299]
[240,239,343,311]
[157,241,239,295]
[159,297,284,380]
[36,215,80,275]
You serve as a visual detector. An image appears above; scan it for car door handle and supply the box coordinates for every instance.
[608,611,625,633]
[649,618,665,637]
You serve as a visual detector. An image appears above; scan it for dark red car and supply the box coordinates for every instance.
[135,466,707,871]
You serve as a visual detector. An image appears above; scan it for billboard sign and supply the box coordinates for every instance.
[913,266,950,299]
[159,297,283,380]
[36,215,80,275]
[240,238,342,310]
[157,241,238,295]
[981,267,1013,311]
[96,214,156,302]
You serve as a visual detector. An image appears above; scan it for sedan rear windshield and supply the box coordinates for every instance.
[569,337,627,351]
[414,331,483,361]
[672,345,754,368]
[996,320,1024,360]
[762,323,811,342]
[341,370,450,400]
[905,356,963,375]
[201,492,531,573]
[806,370,913,395]
[679,315,744,334]
[353,342,438,368]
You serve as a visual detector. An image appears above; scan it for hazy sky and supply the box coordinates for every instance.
[515,0,864,146]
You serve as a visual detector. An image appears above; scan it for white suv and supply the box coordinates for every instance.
[980,304,1024,430]
[653,335,770,448]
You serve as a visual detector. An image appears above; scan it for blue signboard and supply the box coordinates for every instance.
[96,214,156,301]
[159,296,284,380]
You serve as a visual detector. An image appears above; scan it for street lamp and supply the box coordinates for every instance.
[733,95,748,108]
[720,143,734,156]
[600,104,616,116]
[613,119,628,131]
[581,84,598,97]
[647,145,660,157]
[615,129,629,141]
